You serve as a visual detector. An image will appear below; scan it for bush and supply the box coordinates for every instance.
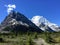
[0,38,4,42]
[33,32,38,39]
[26,35,35,45]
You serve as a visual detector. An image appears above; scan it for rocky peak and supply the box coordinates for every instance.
[0,11,42,33]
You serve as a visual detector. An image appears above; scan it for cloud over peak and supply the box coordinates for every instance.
[5,4,16,14]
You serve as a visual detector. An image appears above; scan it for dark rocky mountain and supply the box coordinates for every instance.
[0,11,42,33]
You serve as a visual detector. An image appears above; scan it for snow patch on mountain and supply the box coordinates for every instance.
[9,19,29,27]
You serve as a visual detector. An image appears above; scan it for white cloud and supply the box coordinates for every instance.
[5,4,16,14]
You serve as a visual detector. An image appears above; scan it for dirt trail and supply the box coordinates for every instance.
[34,38,50,45]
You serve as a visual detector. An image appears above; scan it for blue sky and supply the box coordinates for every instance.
[0,0,60,25]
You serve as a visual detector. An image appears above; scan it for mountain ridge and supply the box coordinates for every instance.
[0,11,42,33]
[0,11,60,33]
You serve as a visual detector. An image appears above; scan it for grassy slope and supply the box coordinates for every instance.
[0,32,60,45]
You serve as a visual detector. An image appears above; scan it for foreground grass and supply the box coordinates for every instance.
[0,32,60,45]
[0,32,37,45]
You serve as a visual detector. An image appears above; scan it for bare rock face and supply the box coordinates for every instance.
[0,11,42,33]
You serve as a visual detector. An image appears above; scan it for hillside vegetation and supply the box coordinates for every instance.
[0,31,60,45]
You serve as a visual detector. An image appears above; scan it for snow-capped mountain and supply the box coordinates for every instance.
[31,16,60,32]
[0,11,60,33]
[0,11,42,33]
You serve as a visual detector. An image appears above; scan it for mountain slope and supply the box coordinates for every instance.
[0,11,42,33]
